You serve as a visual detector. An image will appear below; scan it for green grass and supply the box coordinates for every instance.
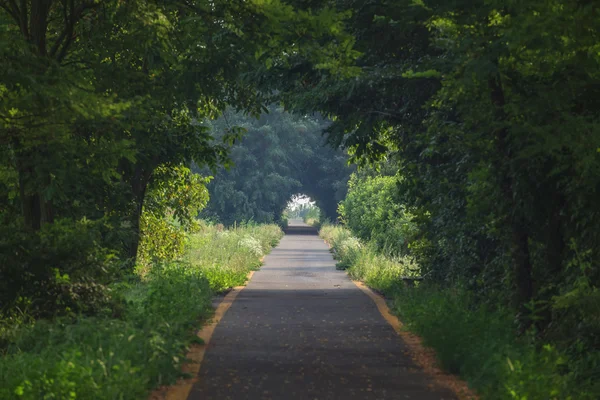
[0,222,283,400]
[186,223,283,292]
[392,287,582,400]
[320,223,595,400]
[320,224,418,291]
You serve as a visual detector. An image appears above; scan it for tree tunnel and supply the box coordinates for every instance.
[197,106,353,225]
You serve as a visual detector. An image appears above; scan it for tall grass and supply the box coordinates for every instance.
[0,222,282,400]
[320,224,418,292]
[186,222,283,292]
[320,223,593,400]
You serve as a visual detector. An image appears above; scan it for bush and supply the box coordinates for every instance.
[0,218,121,319]
[136,165,210,273]
[0,262,212,400]
[339,174,417,255]
[278,216,289,229]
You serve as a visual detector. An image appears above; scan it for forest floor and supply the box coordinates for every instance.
[171,220,469,400]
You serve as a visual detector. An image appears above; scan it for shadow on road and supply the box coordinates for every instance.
[284,225,319,235]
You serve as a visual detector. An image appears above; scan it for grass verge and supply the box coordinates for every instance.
[320,223,595,400]
[0,223,283,400]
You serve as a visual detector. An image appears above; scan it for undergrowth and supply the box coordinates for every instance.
[0,222,282,400]
[320,223,598,400]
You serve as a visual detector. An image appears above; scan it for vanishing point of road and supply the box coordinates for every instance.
[188,220,457,400]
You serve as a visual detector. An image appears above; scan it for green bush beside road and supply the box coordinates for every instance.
[321,223,597,400]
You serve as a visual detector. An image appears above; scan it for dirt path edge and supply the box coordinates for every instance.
[325,239,479,400]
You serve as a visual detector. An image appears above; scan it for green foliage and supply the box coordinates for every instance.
[278,216,289,229]
[137,165,211,271]
[321,223,596,399]
[3,0,599,396]
[392,286,586,400]
[0,0,356,324]
[0,263,212,400]
[0,8,348,397]
[186,222,283,292]
[285,201,320,220]
[0,222,282,400]
[200,106,353,225]
[320,224,418,288]
[272,0,600,322]
[0,218,121,319]
[273,1,600,392]
[303,206,320,221]
[320,224,361,270]
[340,173,418,255]
[303,213,321,228]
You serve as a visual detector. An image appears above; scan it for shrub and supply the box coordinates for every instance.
[0,218,121,319]
[339,174,417,255]
[0,261,212,400]
[136,165,210,272]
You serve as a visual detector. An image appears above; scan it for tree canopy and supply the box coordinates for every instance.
[269,0,600,331]
[0,0,357,313]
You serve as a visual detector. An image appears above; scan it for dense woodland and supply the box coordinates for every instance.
[1,0,599,399]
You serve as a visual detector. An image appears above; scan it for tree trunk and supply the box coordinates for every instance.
[29,0,51,56]
[546,193,565,277]
[536,191,565,330]
[512,215,533,317]
[124,165,152,265]
[15,144,52,230]
[126,196,144,263]
[488,73,534,328]
[11,2,55,230]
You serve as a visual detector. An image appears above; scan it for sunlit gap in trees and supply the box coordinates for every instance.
[283,194,321,226]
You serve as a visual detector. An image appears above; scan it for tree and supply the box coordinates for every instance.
[268,0,600,332]
[0,0,358,312]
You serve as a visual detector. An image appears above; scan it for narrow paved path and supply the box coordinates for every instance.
[189,221,456,400]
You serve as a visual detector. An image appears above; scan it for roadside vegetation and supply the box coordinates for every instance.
[323,222,591,399]
[322,166,599,399]
[0,222,282,400]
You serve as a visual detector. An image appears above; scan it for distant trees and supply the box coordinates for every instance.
[286,201,320,221]
[200,106,352,225]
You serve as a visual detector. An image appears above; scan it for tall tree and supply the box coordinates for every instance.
[266,0,600,331]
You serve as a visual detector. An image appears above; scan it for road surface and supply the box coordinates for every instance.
[188,220,456,400]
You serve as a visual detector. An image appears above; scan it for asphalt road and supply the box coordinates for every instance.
[188,220,456,400]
